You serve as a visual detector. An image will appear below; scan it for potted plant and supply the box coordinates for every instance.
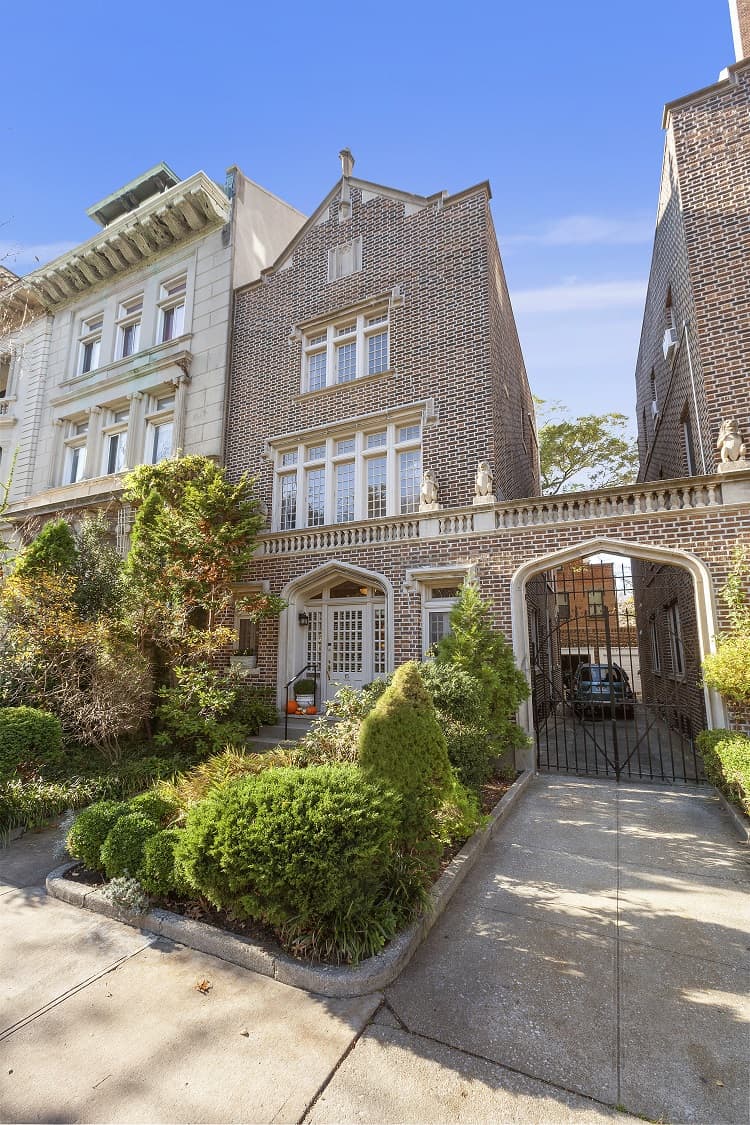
[294,677,316,709]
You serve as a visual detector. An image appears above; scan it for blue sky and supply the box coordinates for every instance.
[1,1,734,427]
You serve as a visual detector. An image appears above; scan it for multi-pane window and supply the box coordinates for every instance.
[367,456,387,518]
[373,607,386,675]
[159,276,187,343]
[301,307,389,392]
[280,474,297,530]
[273,417,422,530]
[336,461,356,523]
[556,592,571,620]
[102,407,129,475]
[399,448,421,514]
[587,590,605,618]
[306,467,326,527]
[422,579,461,657]
[79,315,103,374]
[117,296,143,359]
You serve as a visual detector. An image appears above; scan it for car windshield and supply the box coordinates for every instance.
[581,665,623,682]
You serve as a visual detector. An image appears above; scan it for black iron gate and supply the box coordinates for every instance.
[528,558,705,784]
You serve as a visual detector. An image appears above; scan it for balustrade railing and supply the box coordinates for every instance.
[258,476,730,556]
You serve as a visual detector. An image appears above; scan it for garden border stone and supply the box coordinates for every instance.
[714,786,750,843]
[46,768,535,997]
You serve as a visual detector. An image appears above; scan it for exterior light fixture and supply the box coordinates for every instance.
[298,612,310,627]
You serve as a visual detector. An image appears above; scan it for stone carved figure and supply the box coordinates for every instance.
[419,468,439,509]
[474,460,494,497]
[717,419,747,463]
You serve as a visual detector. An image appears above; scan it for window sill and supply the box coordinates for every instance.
[55,336,193,402]
[294,369,394,403]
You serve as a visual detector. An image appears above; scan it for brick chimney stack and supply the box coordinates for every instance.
[729,0,750,60]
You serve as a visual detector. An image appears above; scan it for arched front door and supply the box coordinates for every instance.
[281,562,392,706]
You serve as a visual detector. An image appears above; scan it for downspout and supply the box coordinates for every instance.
[681,320,708,474]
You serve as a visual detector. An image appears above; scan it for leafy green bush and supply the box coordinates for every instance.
[702,635,750,706]
[0,707,64,781]
[158,746,302,817]
[419,663,485,725]
[696,729,750,815]
[66,800,130,871]
[177,764,414,963]
[155,664,277,756]
[358,662,452,856]
[14,519,77,578]
[140,828,188,897]
[443,720,498,792]
[100,812,161,879]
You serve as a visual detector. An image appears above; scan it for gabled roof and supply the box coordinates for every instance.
[251,174,491,288]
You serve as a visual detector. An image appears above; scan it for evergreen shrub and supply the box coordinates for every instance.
[0,707,64,780]
[128,790,179,825]
[139,828,188,897]
[176,764,411,962]
[100,812,161,879]
[66,799,130,871]
[358,661,452,853]
[443,720,498,792]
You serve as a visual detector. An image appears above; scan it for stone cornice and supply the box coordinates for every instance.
[2,173,230,319]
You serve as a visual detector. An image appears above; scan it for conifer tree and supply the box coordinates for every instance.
[14,518,77,578]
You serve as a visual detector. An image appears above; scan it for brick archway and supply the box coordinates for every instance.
[509,536,728,769]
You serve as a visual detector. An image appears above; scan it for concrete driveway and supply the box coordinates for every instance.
[1,775,748,1123]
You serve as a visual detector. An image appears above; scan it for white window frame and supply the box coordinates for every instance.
[158,275,187,344]
[272,416,421,531]
[144,390,176,465]
[116,294,143,359]
[63,417,89,484]
[301,306,390,393]
[101,405,130,476]
[78,314,103,375]
[422,585,461,658]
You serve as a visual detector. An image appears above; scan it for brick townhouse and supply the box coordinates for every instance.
[631,0,750,738]
[224,150,541,706]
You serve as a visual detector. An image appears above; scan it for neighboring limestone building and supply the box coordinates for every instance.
[224,151,541,705]
[0,163,304,530]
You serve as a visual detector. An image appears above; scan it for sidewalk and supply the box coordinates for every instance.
[1,775,748,1123]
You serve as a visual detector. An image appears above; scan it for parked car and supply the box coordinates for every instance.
[571,663,636,719]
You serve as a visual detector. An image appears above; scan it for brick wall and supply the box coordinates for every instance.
[635,61,750,483]
[225,179,537,515]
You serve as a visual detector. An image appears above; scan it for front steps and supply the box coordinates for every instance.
[248,713,323,751]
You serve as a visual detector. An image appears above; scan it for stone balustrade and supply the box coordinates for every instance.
[257,474,740,557]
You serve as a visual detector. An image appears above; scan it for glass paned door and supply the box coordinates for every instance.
[328,608,365,691]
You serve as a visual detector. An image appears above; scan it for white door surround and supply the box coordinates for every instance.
[510,536,727,768]
[279,560,394,707]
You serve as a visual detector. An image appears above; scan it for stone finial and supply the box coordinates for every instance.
[339,148,355,178]
[473,460,497,506]
[717,418,747,471]
[419,468,440,512]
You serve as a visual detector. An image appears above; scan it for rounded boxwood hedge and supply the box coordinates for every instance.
[100,812,161,880]
[0,707,64,781]
[139,828,188,897]
[66,800,130,872]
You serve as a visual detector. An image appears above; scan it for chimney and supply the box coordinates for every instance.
[729,0,750,60]
[339,148,355,178]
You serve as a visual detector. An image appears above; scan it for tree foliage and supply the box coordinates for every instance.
[14,518,77,578]
[701,545,750,707]
[536,398,639,495]
[123,456,265,664]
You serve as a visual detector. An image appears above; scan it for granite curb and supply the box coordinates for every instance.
[713,785,750,843]
[46,768,535,997]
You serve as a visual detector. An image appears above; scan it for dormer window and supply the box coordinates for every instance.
[79,315,103,374]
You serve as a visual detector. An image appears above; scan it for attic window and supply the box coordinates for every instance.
[328,237,362,282]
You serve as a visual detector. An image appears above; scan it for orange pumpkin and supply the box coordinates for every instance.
[305,706,318,715]
[286,700,299,714]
